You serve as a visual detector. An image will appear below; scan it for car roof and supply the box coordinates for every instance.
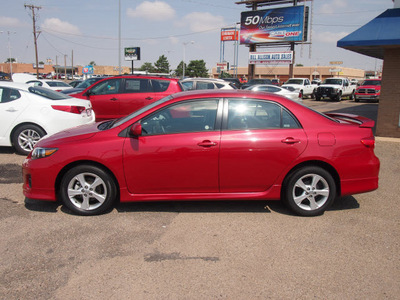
[0,81,31,91]
[169,88,293,101]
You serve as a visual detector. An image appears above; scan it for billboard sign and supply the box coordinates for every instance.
[249,51,293,64]
[125,47,141,61]
[240,6,307,44]
[221,29,239,41]
[82,65,94,74]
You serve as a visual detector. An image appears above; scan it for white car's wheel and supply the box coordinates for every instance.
[12,124,46,155]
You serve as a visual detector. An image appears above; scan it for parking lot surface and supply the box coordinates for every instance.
[1,99,399,299]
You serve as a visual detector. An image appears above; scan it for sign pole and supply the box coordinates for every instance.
[131,61,134,75]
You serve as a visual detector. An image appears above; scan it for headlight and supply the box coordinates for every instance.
[31,147,58,159]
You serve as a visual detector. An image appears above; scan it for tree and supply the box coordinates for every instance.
[154,55,170,74]
[89,61,96,66]
[174,61,186,77]
[5,58,16,63]
[186,60,208,78]
[139,62,156,73]
[295,63,304,67]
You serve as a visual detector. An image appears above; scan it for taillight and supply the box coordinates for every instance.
[361,136,375,148]
[51,105,86,114]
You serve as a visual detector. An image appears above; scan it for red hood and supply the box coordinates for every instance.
[37,122,101,147]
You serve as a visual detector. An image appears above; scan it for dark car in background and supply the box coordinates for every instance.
[61,76,106,95]
[222,78,242,89]
[241,78,273,89]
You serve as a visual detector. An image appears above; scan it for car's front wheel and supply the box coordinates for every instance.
[12,124,46,155]
[283,166,336,216]
[60,165,117,216]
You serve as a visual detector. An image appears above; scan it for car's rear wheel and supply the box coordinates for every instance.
[60,165,117,216]
[12,124,46,155]
[283,166,336,216]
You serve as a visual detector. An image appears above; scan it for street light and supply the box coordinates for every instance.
[182,41,194,79]
[0,31,16,77]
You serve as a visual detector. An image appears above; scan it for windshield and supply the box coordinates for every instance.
[285,79,303,85]
[112,95,175,128]
[323,79,343,85]
[28,86,72,100]
[76,78,103,89]
[361,80,381,86]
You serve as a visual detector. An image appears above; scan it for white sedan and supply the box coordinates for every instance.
[244,84,302,102]
[0,82,95,155]
[25,79,72,92]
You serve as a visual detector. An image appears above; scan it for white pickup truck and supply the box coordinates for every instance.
[281,78,317,99]
[314,77,356,101]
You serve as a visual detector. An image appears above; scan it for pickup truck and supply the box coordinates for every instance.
[354,79,381,102]
[281,78,317,98]
[315,77,356,101]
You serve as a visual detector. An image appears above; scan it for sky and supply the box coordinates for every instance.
[0,0,395,73]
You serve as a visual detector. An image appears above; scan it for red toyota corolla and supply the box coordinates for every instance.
[22,90,380,216]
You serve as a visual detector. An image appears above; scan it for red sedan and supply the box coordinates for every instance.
[22,90,380,216]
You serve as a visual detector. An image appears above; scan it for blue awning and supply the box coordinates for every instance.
[337,8,400,59]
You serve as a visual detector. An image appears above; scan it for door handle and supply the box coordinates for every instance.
[281,137,301,144]
[197,140,217,147]
[145,97,153,100]
[110,98,118,101]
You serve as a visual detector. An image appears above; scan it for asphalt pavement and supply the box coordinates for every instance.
[0,98,399,299]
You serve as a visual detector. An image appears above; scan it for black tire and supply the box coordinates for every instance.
[355,97,360,102]
[60,165,117,216]
[349,91,355,100]
[315,96,321,101]
[12,124,46,155]
[336,93,342,102]
[282,166,336,216]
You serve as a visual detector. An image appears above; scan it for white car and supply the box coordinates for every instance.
[12,73,72,92]
[180,78,236,90]
[0,82,95,155]
[244,84,302,102]
[25,79,72,92]
[281,78,316,98]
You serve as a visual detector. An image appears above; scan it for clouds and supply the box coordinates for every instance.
[127,1,225,33]
[0,16,26,27]
[320,0,347,14]
[127,1,175,21]
[41,18,81,35]
[178,12,225,32]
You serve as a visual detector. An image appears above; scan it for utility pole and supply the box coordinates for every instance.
[24,4,41,79]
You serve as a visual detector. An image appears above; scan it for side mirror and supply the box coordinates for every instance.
[130,123,142,136]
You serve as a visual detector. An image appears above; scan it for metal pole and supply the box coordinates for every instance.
[118,0,121,75]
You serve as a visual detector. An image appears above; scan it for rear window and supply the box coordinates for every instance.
[28,86,72,100]
[151,79,170,92]
[46,81,70,87]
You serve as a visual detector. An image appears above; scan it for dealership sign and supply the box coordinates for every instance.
[125,47,141,61]
[221,29,239,41]
[240,6,307,44]
[249,51,293,64]
[82,65,94,74]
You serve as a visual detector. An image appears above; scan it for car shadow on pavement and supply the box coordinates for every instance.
[24,196,360,216]
[24,198,60,213]
[116,200,273,214]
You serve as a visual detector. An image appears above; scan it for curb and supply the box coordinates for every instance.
[376,136,400,143]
